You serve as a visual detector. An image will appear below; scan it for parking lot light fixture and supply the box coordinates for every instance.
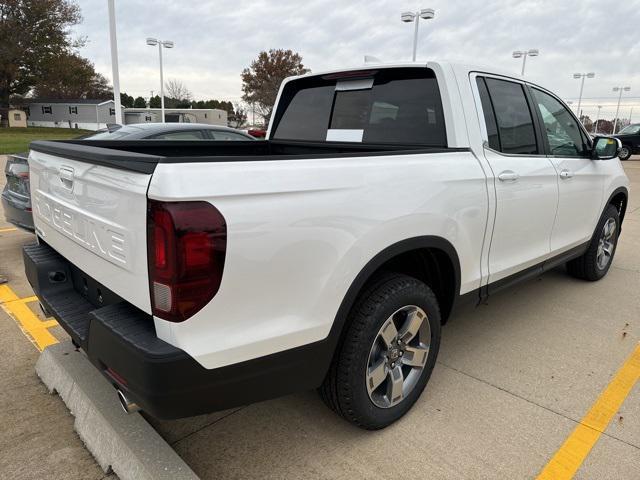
[613,86,631,133]
[594,105,602,134]
[512,49,539,76]
[573,72,596,123]
[146,37,174,123]
[401,8,435,62]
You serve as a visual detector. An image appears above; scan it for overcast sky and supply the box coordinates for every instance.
[72,0,640,120]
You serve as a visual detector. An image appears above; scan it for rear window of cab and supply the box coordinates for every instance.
[271,68,447,146]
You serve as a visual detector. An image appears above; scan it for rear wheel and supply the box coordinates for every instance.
[319,273,441,430]
[567,204,620,281]
[618,145,632,161]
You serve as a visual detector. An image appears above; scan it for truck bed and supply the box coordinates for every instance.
[29,139,465,174]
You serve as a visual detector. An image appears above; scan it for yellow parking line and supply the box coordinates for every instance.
[17,296,38,304]
[0,284,59,351]
[0,227,18,233]
[536,343,640,480]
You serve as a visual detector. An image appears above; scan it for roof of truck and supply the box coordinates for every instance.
[281,60,553,101]
[291,61,517,80]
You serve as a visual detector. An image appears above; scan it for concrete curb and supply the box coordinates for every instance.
[35,341,199,480]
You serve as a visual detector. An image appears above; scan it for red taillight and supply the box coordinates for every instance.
[147,200,227,322]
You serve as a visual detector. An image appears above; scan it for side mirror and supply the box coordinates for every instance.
[591,136,621,160]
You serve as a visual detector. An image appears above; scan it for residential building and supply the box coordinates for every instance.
[0,108,27,128]
[123,108,227,125]
[25,99,122,130]
[22,100,228,129]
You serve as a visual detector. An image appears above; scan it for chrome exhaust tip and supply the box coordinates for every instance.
[116,389,141,414]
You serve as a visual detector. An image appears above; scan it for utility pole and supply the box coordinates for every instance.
[146,38,174,123]
[594,105,602,134]
[512,49,539,76]
[573,73,595,124]
[107,0,122,124]
[612,86,631,134]
[401,9,435,62]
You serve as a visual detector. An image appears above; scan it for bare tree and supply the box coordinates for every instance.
[165,79,192,102]
[229,102,248,128]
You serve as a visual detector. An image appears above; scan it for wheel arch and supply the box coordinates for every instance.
[606,186,629,228]
[326,236,461,354]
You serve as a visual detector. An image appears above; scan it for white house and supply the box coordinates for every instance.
[124,108,227,125]
[25,99,123,130]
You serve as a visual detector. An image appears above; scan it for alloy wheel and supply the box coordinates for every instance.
[366,305,431,408]
[596,217,616,270]
[619,147,630,159]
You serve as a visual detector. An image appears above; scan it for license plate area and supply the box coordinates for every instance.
[69,263,122,308]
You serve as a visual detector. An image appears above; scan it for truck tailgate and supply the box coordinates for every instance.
[28,149,152,313]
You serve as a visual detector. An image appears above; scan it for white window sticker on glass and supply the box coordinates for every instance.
[326,129,364,142]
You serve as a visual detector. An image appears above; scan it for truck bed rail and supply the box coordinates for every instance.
[29,139,469,174]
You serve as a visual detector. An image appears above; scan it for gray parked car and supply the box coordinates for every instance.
[2,153,32,231]
[81,122,257,141]
[2,123,255,231]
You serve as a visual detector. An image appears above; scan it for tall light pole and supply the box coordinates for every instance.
[401,8,435,62]
[107,0,122,125]
[146,37,174,123]
[612,86,631,134]
[573,72,595,124]
[594,105,602,134]
[512,49,539,76]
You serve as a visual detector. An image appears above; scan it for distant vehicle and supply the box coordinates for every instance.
[613,123,640,160]
[246,128,267,138]
[81,123,256,141]
[2,123,255,231]
[2,153,32,231]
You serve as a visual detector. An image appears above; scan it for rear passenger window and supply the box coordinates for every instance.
[272,68,447,146]
[482,77,538,155]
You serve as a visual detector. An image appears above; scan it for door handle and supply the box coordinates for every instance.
[497,170,519,182]
[559,169,574,179]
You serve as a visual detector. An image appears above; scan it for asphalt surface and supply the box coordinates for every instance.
[1,154,639,479]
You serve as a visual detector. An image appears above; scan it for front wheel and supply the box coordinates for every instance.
[319,273,441,430]
[618,145,632,161]
[567,204,620,281]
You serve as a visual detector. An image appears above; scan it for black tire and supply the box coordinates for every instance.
[319,273,441,430]
[618,145,632,161]
[567,204,620,281]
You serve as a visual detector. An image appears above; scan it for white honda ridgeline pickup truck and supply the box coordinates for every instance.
[24,62,629,429]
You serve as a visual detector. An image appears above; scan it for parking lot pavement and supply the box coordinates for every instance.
[1,154,639,479]
[0,156,113,479]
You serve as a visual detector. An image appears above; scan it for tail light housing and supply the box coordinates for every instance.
[147,200,226,322]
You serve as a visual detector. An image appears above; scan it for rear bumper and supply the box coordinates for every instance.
[23,241,332,419]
